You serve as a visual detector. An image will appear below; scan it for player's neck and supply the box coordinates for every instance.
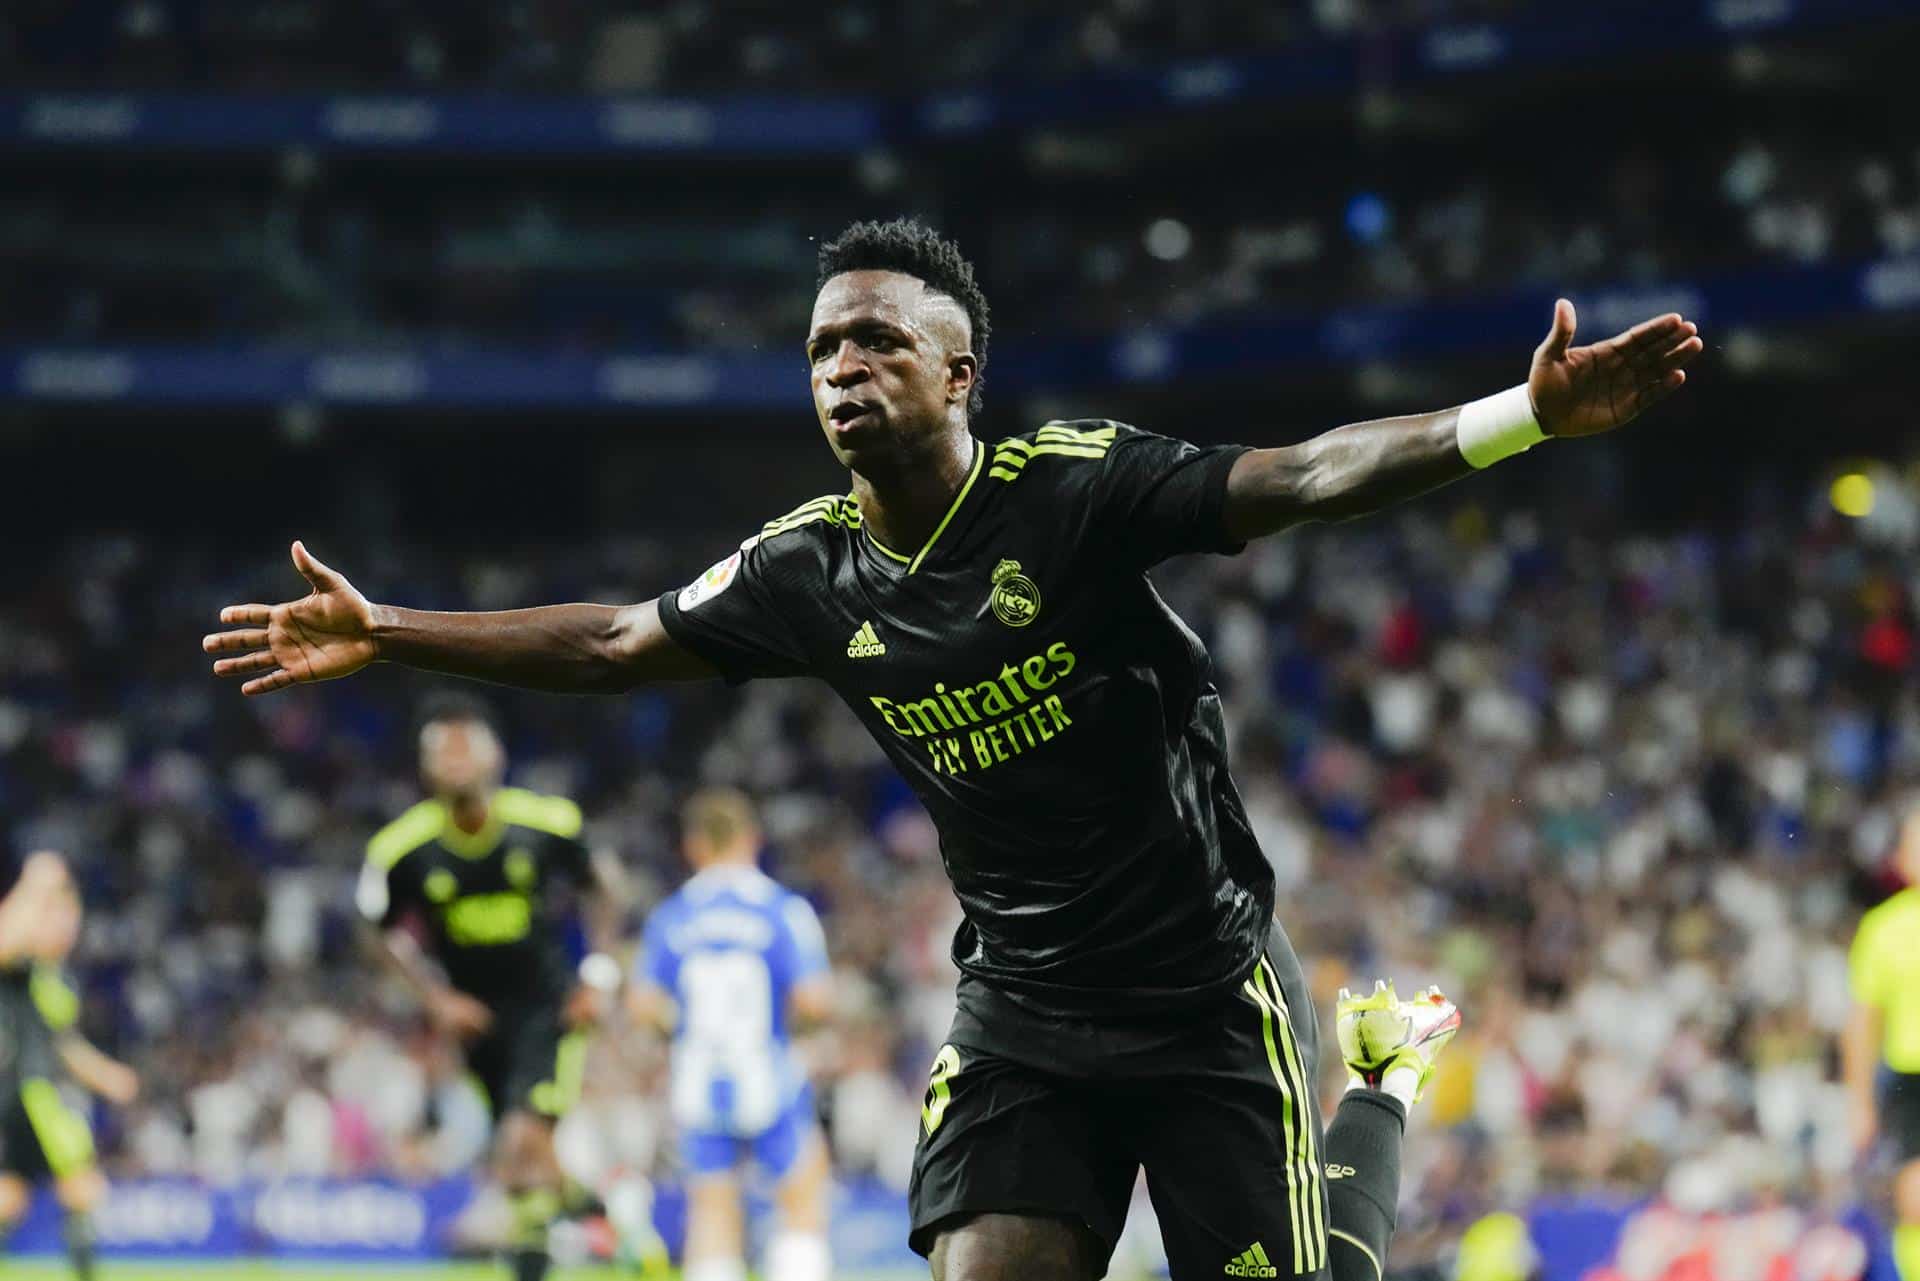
[851,429,975,556]
[446,791,492,834]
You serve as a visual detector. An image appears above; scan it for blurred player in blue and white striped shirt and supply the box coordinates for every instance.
[629,788,833,1281]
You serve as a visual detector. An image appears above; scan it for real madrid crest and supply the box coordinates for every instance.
[989,559,1041,628]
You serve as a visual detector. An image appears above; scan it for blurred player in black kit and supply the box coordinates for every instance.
[210,219,1701,1279]
[0,852,140,1281]
[355,694,624,1281]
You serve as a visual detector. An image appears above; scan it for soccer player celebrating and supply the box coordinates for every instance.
[355,694,623,1281]
[627,788,835,1281]
[1846,806,1920,1281]
[208,218,1701,1280]
[0,852,140,1281]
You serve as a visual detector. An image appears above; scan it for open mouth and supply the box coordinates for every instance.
[829,401,875,427]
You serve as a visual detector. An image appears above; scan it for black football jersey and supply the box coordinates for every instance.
[657,422,1273,1017]
[0,963,79,1084]
[356,788,591,1002]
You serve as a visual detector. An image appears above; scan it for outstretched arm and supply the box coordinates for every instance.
[1223,300,1703,540]
[1844,1000,1882,1154]
[563,853,634,1027]
[364,921,496,1039]
[58,1036,139,1106]
[204,541,714,697]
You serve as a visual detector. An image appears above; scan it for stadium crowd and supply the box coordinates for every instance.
[1,456,1910,1259]
[5,1,1550,94]
[3,2,1911,1276]
[6,120,1915,354]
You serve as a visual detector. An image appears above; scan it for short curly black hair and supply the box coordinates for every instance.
[416,689,499,738]
[817,218,991,418]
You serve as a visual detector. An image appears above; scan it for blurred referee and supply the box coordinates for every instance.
[1848,809,1920,1281]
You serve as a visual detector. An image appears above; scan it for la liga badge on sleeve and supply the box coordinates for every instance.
[678,550,742,611]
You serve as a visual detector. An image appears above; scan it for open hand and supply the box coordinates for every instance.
[204,541,379,696]
[96,1061,141,1107]
[1529,299,1704,438]
[427,987,494,1041]
[564,982,607,1029]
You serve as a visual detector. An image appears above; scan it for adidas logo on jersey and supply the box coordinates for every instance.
[847,621,888,658]
[1225,1242,1279,1278]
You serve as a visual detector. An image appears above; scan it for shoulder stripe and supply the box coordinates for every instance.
[760,491,844,530]
[367,800,446,870]
[761,494,863,542]
[493,788,583,839]
[1036,423,1118,446]
[763,494,841,529]
[987,430,1113,483]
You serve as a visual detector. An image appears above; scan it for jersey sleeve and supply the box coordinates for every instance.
[773,893,831,988]
[1851,909,1887,1007]
[493,789,591,886]
[656,534,815,685]
[546,831,591,887]
[359,802,441,928]
[355,855,417,929]
[1087,425,1250,569]
[30,966,80,1035]
[635,910,681,994]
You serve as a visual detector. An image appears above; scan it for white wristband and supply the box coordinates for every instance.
[578,951,623,993]
[1457,385,1546,469]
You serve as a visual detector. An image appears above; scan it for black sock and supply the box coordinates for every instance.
[62,1210,97,1281]
[509,1244,551,1281]
[506,1187,559,1281]
[1324,1088,1406,1281]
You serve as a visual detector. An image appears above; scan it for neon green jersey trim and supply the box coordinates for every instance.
[906,440,984,574]
[29,966,78,1032]
[20,1077,95,1176]
[492,787,583,839]
[366,799,446,871]
[864,527,911,563]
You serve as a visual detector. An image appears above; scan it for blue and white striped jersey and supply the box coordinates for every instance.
[637,864,828,1135]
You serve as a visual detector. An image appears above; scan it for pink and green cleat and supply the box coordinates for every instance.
[1335,980,1462,1104]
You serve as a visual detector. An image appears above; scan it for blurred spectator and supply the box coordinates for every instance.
[6,118,1915,351]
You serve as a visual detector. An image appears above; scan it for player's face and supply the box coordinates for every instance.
[807,271,974,472]
[420,718,504,797]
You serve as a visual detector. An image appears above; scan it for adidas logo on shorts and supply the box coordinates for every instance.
[1225,1242,1279,1278]
[847,620,887,658]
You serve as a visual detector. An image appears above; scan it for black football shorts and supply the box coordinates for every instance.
[1884,1071,1920,1162]
[0,1076,96,1180]
[466,993,585,1122]
[910,922,1330,1280]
